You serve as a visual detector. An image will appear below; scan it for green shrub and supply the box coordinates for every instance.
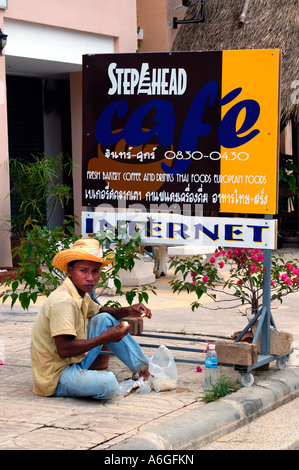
[0,219,156,310]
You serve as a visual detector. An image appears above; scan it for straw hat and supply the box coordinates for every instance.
[52,238,114,272]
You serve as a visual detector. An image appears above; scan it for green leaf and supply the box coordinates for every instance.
[11,280,19,292]
[31,292,38,303]
[114,278,121,291]
[125,290,136,305]
[22,296,31,310]
[11,293,18,309]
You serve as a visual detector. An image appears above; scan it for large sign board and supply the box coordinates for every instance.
[82,50,280,214]
[82,212,277,250]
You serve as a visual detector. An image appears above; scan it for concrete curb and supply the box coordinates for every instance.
[105,367,299,450]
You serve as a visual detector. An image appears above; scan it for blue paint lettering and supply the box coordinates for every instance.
[218,88,260,148]
[194,223,219,241]
[94,83,260,176]
[225,225,244,241]
[167,222,190,240]
[247,225,269,243]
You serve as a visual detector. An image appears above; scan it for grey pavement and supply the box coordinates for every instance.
[0,247,299,451]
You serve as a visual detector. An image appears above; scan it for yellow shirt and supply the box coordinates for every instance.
[31,276,100,396]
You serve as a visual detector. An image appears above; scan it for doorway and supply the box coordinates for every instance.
[6,75,73,228]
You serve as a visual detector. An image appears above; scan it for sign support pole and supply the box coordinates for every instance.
[234,215,293,381]
[260,222,272,355]
[252,215,278,355]
[234,215,275,354]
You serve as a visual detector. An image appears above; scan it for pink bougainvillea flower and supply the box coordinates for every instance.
[191,281,196,286]
[219,261,224,269]
[237,279,244,286]
[191,272,196,278]
[202,275,209,284]
[210,257,216,264]
[250,265,257,273]
[196,366,203,373]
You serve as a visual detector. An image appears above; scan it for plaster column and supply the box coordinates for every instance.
[0,36,12,266]
[69,71,83,234]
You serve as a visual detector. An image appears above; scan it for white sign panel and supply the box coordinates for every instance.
[82,212,277,250]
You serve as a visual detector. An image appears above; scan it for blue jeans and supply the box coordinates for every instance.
[54,313,148,400]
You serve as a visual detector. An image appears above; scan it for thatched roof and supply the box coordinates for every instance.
[172,0,299,128]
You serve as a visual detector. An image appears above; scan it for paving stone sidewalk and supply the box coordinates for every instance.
[0,248,298,450]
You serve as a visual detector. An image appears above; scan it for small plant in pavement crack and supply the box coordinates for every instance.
[198,374,243,403]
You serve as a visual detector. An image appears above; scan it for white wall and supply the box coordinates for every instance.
[5,19,114,62]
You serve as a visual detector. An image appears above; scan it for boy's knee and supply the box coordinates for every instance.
[91,312,116,328]
[93,371,118,399]
[106,373,119,397]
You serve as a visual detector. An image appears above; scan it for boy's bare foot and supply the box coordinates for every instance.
[138,365,151,381]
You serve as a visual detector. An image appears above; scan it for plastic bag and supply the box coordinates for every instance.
[117,377,151,396]
[149,345,178,392]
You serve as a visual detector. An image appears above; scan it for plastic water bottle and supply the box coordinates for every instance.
[204,344,218,390]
